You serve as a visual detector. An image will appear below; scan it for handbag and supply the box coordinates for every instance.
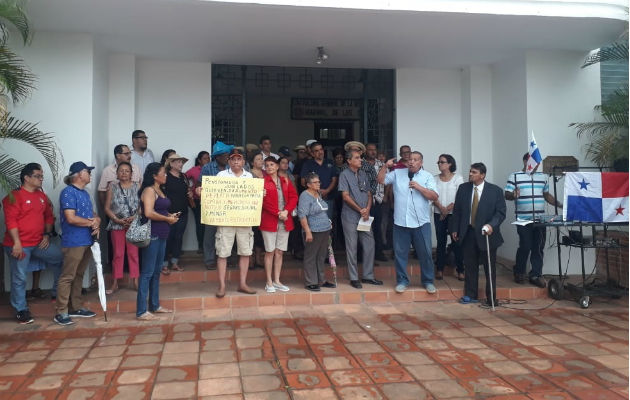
[126,208,151,248]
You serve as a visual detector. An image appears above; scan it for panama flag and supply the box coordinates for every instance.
[563,172,629,222]
[526,132,543,175]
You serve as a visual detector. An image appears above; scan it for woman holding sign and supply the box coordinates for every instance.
[260,156,298,293]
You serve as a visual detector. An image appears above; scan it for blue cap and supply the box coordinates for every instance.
[212,141,234,158]
[68,161,95,175]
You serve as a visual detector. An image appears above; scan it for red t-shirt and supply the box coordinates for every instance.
[2,188,54,247]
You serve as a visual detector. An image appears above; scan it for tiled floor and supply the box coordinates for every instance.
[0,299,627,399]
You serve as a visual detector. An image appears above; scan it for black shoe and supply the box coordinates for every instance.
[483,298,499,307]
[305,284,321,292]
[16,310,34,325]
[320,281,336,288]
[361,278,383,286]
[375,254,388,262]
[529,276,547,288]
[53,314,74,326]
[350,280,363,289]
[69,309,96,318]
[514,273,525,284]
[435,271,444,280]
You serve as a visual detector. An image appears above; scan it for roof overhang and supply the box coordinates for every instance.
[26,0,628,68]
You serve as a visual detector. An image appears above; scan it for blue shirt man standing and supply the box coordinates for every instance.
[378,151,439,294]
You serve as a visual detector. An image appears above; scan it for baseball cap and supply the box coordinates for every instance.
[228,148,244,159]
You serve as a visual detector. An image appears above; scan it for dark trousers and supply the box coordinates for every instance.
[462,226,497,301]
[303,231,330,286]
[515,224,546,278]
[434,214,463,273]
[164,211,188,265]
[370,202,385,257]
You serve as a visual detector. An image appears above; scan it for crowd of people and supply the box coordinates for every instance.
[3,129,560,324]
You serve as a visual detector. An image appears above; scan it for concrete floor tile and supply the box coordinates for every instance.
[380,382,430,400]
[200,350,237,364]
[126,343,164,355]
[422,379,470,398]
[77,356,122,372]
[59,337,97,348]
[242,375,283,392]
[589,355,629,370]
[390,351,433,365]
[116,368,154,384]
[163,341,200,354]
[327,369,372,386]
[404,364,451,380]
[120,355,159,368]
[88,345,127,358]
[152,381,197,399]
[290,388,338,400]
[337,385,383,400]
[48,347,89,361]
[6,350,50,363]
[240,361,278,376]
[200,362,240,379]
[483,360,530,375]
[244,390,290,400]
[0,362,36,376]
[132,333,166,344]
[198,377,242,396]
[159,352,199,366]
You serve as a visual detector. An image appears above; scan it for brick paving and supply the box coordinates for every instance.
[0,300,627,399]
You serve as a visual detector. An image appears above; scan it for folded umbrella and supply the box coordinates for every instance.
[90,241,108,321]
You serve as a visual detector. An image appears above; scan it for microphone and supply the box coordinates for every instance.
[481,225,490,235]
[408,170,414,192]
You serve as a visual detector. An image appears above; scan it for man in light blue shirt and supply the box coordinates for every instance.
[378,151,439,294]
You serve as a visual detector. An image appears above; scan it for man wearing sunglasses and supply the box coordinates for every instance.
[3,163,63,324]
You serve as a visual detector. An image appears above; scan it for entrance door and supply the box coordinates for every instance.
[314,121,353,151]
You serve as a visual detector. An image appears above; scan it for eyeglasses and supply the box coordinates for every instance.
[134,136,148,140]
[30,174,44,179]
[437,161,448,164]
[120,152,132,155]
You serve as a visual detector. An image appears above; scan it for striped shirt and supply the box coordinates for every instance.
[505,171,549,220]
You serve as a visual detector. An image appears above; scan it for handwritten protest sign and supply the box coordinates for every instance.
[201,176,264,226]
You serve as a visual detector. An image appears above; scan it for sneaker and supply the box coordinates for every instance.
[425,283,437,294]
[69,309,96,318]
[265,284,276,293]
[16,310,34,325]
[529,276,547,288]
[53,314,74,326]
[394,284,408,293]
[137,312,157,321]
[273,282,290,292]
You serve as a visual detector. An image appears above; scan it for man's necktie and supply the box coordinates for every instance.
[471,186,479,227]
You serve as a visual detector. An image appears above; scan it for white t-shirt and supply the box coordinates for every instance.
[217,168,253,178]
[433,174,464,214]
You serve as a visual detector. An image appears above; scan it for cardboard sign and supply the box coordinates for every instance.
[201,176,264,226]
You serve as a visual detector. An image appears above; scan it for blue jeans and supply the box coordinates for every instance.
[203,225,217,265]
[434,214,464,273]
[137,237,166,316]
[393,223,435,286]
[4,243,63,312]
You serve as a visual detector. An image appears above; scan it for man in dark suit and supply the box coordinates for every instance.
[450,162,506,305]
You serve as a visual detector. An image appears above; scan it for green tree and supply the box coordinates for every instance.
[570,34,628,170]
[0,0,63,195]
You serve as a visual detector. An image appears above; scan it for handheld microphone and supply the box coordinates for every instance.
[481,225,490,235]
[408,170,414,181]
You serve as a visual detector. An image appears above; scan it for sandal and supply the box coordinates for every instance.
[170,264,184,272]
[105,287,118,295]
[161,267,171,275]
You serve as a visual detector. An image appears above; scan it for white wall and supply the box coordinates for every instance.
[108,53,136,149]
[395,68,463,172]
[135,59,213,250]
[3,32,96,290]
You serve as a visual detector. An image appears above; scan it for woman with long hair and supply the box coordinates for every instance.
[104,162,139,294]
[298,172,335,291]
[160,149,176,166]
[260,156,298,293]
[162,153,191,274]
[136,162,179,320]
[185,151,210,254]
[433,154,465,281]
